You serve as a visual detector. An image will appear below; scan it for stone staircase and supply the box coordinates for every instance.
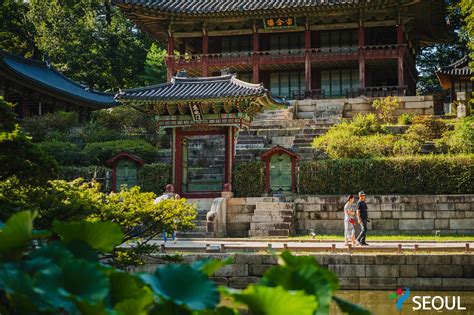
[235,104,341,161]
[177,198,214,238]
[249,202,295,237]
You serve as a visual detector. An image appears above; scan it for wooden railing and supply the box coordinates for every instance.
[359,85,408,97]
[169,45,404,68]
[293,89,325,100]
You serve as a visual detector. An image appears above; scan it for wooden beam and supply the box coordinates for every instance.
[174,31,203,38]
[305,29,311,92]
[310,22,358,31]
[208,29,253,36]
[259,26,305,33]
[364,19,398,28]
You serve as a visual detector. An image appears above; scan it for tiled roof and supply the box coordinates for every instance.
[116,73,269,101]
[0,51,117,107]
[437,56,472,76]
[114,0,359,15]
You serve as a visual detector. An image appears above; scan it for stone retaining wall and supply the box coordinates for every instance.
[129,253,474,291]
[295,96,435,119]
[225,195,474,236]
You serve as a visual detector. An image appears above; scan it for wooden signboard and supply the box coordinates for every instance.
[263,17,297,29]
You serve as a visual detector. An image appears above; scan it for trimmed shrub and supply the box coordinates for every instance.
[397,113,414,125]
[138,163,171,195]
[233,161,265,197]
[83,139,159,165]
[37,140,84,165]
[351,113,385,136]
[22,111,79,141]
[299,155,474,195]
[411,115,447,139]
[436,117,474,154]
[372,96,400,123]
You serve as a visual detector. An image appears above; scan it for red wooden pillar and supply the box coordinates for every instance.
[167,36,175,82]
[202,33,209,77]
[397,24,405,87]
[358,26,365,89]
[305,29,312,93]
[252,31,260,83]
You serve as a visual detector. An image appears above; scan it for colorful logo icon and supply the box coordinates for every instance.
[389,287,411,311]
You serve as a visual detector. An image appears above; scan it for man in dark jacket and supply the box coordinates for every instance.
[356,191,369,246]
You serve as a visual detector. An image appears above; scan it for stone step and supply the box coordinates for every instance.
[250,222,291,230]
[249,229,289,237]
[253,210,295,217]
[255,202,295,211]
[235,143,266,149]
[252,215,293,223]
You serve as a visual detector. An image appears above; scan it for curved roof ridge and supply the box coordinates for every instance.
[0,50,116,98]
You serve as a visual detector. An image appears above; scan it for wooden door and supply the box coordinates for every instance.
[269,153,292,192]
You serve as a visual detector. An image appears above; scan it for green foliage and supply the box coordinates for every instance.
[0,0,37,57]
[58,165,111,182]
[90,106,156,135]
[140,43,168,85]
[372,96,400,123]
[84,139,158,165]
[0,97,58,185]
[436,117,474,154]
[397,113,414,125]
[458,0,474,68]
[138,163,172,195]
[299,155,474,194]
[410,115,447,139]
[53,220,123,252]
[0,179,196,259]
[233,161,265,197]
[37,140,84,165]
[0,212,370,315]
[27,0,151,91]
[351,113,385,136]
[22,111,79,142]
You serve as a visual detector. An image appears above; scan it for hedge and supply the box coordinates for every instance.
[138,163,172,195]
[299,155,474,195]
[233,161,265,197]
[38,141,85,166]
[83,139,159,165]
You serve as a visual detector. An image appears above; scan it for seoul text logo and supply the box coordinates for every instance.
[389,287,411,311]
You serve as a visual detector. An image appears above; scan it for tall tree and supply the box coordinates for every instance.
[28,0,152,91]
[416,0,469,94]
[140,43,168,86]
[458,0,474,69]
[0,0,38,57]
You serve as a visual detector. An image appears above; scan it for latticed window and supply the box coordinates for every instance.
[270,71,304,99]
[321,69,359,97]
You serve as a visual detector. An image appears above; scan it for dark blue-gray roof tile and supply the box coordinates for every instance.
[0,51,117,107]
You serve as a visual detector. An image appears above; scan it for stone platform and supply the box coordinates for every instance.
[129,251,474,291]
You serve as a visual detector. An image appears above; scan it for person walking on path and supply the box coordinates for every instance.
[356,191,370,246]
[343,195,356,246]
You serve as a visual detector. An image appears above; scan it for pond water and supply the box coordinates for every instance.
[331,290,474,315]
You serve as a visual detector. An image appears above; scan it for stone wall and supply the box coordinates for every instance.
[295,96,434,119]
[225,195,474,236]
[129,253,474,291]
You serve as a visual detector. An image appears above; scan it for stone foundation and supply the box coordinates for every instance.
[295,95,434,120]
[129,253,474,291]
[225,195,474,236]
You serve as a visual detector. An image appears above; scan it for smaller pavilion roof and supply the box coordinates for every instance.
[116,73,284,105]
[0,51,117,108]
[437,56,472,76]
[436,56,473,89]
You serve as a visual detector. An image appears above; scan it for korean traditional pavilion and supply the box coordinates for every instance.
[0,51,117,119]
[116,71,282,197]
[115,0,451,100]
[436,56,473,102]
